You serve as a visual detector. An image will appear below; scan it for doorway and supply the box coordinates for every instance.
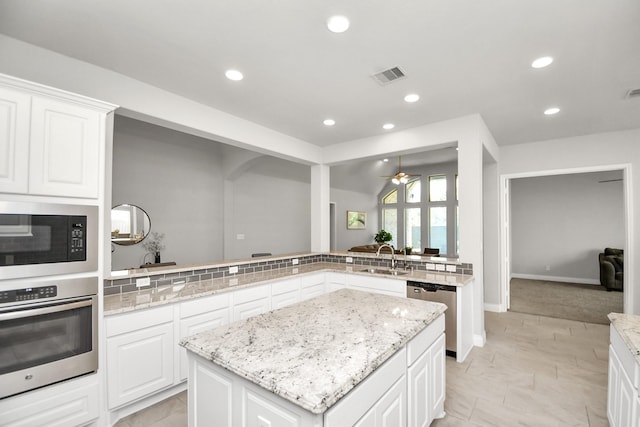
[500,164,633,315]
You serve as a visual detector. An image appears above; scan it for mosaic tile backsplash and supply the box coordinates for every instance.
[104,253,472,296]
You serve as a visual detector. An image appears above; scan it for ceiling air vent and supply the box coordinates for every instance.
[625,88,640,99]
[372,66,406,85]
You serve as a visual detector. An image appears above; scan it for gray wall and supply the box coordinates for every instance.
[111,116,225,270]
[112,116,312,270]
[224,156,311,259]
[330,188,379,251]
[510,171,624,284]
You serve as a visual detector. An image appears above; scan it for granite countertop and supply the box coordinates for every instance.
[609,313,640,364]
[179,288,447,414]
[104,262,473,315]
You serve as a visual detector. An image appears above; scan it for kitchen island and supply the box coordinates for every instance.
[180,288,447,426]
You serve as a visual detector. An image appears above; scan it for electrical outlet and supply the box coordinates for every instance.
[346,257,353,263]
[136,277,150,288]
[229,266,239,274]
[236,234,245,240]
[545,265,551,271]
[292,258,299,265]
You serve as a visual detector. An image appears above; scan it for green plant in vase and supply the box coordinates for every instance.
[374,229,393,245]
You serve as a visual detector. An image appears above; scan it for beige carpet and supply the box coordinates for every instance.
[509,278,623,324]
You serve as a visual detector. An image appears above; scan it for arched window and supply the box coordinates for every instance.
[378,171,458,256]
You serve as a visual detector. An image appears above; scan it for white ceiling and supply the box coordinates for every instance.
[1,0,639,149]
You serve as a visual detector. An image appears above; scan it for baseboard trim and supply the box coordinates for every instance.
[484,303,505,312]
[511,273,600,286]
[473,331,486,347]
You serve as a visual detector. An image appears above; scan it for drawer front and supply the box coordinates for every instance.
[106,304,174,337]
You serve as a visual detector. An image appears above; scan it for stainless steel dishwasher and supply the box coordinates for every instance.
[407,281,457,358]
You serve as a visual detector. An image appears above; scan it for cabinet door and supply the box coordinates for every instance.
[325,272,347,293]
[107,322,174,409]
[430,333,446,420]
[300,273,326,302]
[354,376,406,427]
[608,344,634,427]
[232,285,271,321]
[179,308,230,381]
[407,350,430,427]
[0,86,30,194]
[29,96,102,198]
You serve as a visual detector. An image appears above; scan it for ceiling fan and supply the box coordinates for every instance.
[382,156,420,185]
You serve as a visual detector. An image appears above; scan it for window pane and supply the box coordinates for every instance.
[382,189,397,204]
[382,208,397,247]
[429,175,447,202]
[405,208,421,252]
[405,179,420,203]
[429,207,447,254]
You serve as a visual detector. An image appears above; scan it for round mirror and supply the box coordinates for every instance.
[111,204,151,246]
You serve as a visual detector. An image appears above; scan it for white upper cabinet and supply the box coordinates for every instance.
[0,74,117,198]
[29,96,102,198]
[0,86,30,193]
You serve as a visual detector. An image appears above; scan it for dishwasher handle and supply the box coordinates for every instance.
[407,281,456,293]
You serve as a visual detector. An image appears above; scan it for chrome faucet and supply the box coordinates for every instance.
[376,244,397,270]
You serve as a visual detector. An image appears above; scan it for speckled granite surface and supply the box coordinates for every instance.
[609,313,640,363]
[179,288,446,414]
[104,262,472,315]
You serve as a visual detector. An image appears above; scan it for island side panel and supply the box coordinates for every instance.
[187,352,323,427]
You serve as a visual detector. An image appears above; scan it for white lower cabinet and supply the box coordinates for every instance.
[407,332,446,427]
[179,293,231,381]
[354,376,406,427]
[300,273,326,301]
[232,284,271,321]
[106,305,175,409]
[272,277,302,309]
[346,273,406,297]
[325,272,347,292]
[0,375,99,427]
[608,324,639,427]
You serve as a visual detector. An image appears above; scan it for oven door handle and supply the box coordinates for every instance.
[0,298,93,321]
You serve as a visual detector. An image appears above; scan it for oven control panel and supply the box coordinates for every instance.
[0,286,58,303]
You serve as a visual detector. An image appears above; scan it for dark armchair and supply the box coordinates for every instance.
[599,248,623,291]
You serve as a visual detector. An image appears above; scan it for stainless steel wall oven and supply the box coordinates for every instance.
[0,201,98,280]
[0,277,98,399]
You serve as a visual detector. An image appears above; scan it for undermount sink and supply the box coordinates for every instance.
[358,268,409,276]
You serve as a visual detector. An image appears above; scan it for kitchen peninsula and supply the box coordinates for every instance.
[180,288,447,426]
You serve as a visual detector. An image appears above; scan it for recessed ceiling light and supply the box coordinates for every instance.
[404,94,420,103]
[531,56,553,69]
[323,119,336,126]
[225,69,243,81]
[544,107,560,115]
[383,158,389,162]
[327,15,350,33]
[383,123,395,130]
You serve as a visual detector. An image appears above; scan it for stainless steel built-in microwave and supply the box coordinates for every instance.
[0,202,98,280]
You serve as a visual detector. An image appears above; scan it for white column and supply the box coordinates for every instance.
[458,137,486,346]
[311,164,330,252]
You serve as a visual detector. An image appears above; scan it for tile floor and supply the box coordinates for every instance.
[115,311,610,426]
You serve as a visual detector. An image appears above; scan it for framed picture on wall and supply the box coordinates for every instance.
[347,211,366,229]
